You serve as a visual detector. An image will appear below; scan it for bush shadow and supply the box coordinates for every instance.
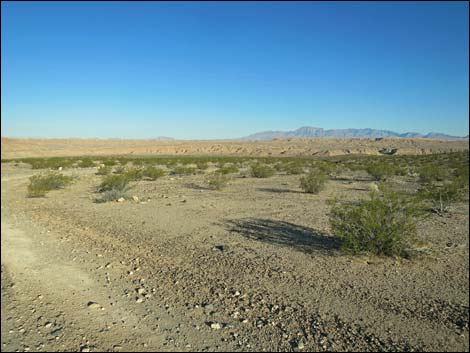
[257,188,303,194]
[225,218,341,255]
[185,182,212,191]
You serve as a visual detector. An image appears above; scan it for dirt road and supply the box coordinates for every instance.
[1,173,213,352]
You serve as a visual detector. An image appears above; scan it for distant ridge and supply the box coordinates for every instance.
[242,127,469,141]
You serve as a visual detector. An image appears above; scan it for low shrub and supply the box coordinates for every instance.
[131,159,145,166]
[250,163,275,178]
[95,188,129,203]
[124,167,144,181]
[102,159,117,167]
[78,158,95,168]
[284,162,304,175]
[98,174,132,192]
[329,188,419,257]
[217,164,239,175]
[206,172,230,190]
[24,158,74,170]
[366,163,397,181]
[299,171,327,194]
[171,166,197,175]
[417,180,465,214]
[142,166,165,180]
[418,164,446,184]
[114,166,126,174]
[27,172,73,197]
[196,161,209,170]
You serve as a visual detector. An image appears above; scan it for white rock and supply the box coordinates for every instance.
[87,302,102,310]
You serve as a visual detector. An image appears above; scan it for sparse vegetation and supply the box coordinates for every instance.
[418,164,446,184]
[78,158,95,168]
[283,162,304,175]
[114,166,126,174]
[21,157,74,170]
[250,163,275,178]
[366,162,400,181]
[196,161,209,170]
[96,165,112,175]
[417,180,465,215]
[102,159,117,166]
[27,172,73,197]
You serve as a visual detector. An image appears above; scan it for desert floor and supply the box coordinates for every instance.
[1,159,468,352]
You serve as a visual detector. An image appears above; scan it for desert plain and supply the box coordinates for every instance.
[1,137,469,352]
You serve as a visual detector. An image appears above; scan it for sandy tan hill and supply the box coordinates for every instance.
[1,137,468,159]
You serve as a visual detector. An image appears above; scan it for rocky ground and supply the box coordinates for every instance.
[1,162,469,352]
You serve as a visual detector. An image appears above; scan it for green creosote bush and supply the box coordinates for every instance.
[205,172,230,190]
[299,171,328,194]
[24,158,74,170]
[366,163,398,181]
[27,172,74,197]
[250,163,275,178]
[171,166,197,175]
[102,159,117,167]
[78,158,96,168]
[98,174,132,192]
[284,162,304,175]
[196,161,209,170]
[418,164,447,184]
[217,164,239,175]
[124,167,144,181]
[329,186,421,257]
[142,166,166,180]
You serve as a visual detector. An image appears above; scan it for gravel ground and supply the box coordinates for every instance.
[1,163,469,352]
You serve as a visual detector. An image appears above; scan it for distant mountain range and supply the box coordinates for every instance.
[242,127,469,141]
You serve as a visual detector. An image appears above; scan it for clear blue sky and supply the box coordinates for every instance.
[1,1,469,139]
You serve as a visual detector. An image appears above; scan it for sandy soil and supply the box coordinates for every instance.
[1,161,468,352]
[1,137,469,159]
